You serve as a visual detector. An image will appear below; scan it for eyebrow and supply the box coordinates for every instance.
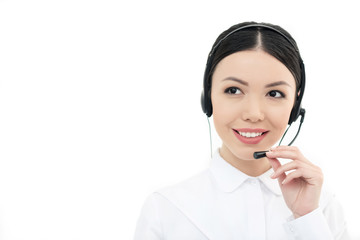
[223,77,291,88]
[222,77,249,86]
[265,81,291,88]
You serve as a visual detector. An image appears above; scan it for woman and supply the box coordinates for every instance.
[134,22,350,239]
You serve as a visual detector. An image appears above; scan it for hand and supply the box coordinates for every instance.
[266,146,324,219]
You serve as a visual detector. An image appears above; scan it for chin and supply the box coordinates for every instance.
[237,148,260,161]
[222,144,260,161]
[234,140,278,160]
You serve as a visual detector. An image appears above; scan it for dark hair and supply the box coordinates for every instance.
[208,21,302,91]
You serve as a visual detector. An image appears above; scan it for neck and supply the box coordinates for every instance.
[219,144,271,177]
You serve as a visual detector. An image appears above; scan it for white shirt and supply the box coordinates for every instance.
[134,150,350,240]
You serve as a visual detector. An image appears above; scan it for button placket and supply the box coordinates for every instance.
[245,178,266,239]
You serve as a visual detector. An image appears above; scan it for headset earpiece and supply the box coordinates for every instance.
[201,90,212,117]
[201,60,213,117]
[200,91,206,115]
[288,61,306,124]
[288,103,301,124]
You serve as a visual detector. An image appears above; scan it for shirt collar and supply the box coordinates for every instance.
[209,149,282,196]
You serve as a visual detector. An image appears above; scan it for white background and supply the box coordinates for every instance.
[0,0,359,239]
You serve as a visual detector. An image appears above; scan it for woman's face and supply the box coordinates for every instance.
[211,50,296,161]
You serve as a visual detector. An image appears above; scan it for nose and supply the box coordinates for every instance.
[241,97,265,123]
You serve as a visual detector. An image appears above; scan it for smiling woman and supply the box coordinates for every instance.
[134,22,350,240]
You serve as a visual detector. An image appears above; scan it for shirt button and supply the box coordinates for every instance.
[249,179,257,185]
[288,224,295,233]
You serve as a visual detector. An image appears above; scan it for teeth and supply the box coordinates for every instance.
[239,132,263,138]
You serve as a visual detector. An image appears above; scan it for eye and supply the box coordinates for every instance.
[267,90,285,98]
[225,87,242,95]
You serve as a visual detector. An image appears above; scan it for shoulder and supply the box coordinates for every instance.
[138,169,215,224]
[319,184,345,218]
[139,168,214,214]
[319,184,335,209]
[155,169,213,201]
[319,184,342,211]
[319,184,348,237]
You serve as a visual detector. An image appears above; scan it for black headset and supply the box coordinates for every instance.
[200,23,306,125]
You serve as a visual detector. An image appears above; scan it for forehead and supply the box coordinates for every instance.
[212,50,296,88]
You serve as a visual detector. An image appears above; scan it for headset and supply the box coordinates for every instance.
[200,23,306,159]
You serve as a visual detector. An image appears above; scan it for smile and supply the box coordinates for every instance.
[233,128,269,144]
[237,131,264,138]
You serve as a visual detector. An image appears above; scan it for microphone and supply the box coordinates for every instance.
[253,109,306,159]
[253,151,268,159]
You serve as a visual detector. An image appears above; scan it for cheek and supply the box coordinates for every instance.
[267,105,293,132]
[212,97,237,132]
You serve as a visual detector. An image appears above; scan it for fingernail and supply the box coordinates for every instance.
[266,151,274,157]
[270,172,275,178]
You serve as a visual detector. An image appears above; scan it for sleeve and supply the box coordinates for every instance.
[133,193,163,240]
[283,193,351,240]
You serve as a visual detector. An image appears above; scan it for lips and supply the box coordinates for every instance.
[233,128,269,144]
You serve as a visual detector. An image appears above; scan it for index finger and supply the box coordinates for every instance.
[267,146,306,162]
